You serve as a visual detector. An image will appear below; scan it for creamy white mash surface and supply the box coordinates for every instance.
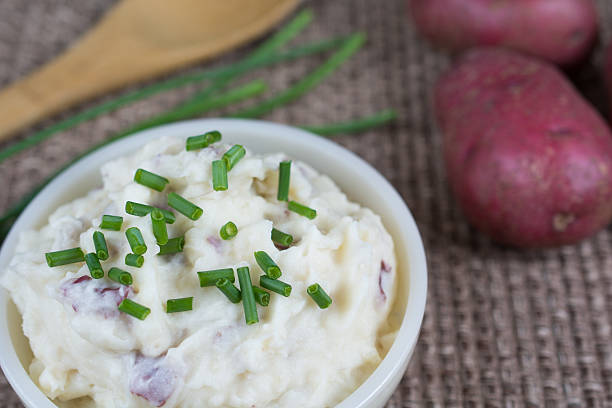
[2,136,397,408]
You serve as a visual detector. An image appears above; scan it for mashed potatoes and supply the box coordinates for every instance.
[2,135,397,407]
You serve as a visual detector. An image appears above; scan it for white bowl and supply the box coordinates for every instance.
[0,119,427,408]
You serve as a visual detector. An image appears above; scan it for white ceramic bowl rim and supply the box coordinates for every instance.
[0,119,427,408]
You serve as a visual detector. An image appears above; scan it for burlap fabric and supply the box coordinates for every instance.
[2,0,612,406]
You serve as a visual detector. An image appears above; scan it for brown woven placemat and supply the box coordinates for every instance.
[2,0,612,406]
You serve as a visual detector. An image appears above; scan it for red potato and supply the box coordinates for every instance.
[435,48,612,247]
[410,0,598,65]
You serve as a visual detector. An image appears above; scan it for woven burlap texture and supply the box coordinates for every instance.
[2,0,612,406]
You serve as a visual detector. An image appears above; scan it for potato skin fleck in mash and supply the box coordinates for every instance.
[2,136,397,408]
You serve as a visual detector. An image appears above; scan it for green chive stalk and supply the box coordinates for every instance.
[232,33,366,118]
[0,29,396,245]
[0,36,344,164]
[300,109,397,136]
[0,9,315,165]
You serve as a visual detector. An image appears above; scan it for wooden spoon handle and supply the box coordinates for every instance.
[0,0,298,142]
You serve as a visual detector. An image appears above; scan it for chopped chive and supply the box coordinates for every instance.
[307,283,332,309]
[166,297,193,313]
[99,215,123,231]
[216,278,242,303]
[92,231,109,260]
[253,286,270,307]
[159,208,176,224]
[157,236,185,255]
[125,227,147,255]
[260,275,292,297]
[288,201,317,219]
[45,247,84,267]
[186,130,222,151]
[222,145,246,171]
[125,201,154,216]
[198,268,235,287]
[254,251,281,279]
[118,299,150,320]
[167,193,203,220]
[237,266,258,325]
[125,201,175,224]
[219,221,238,240]
[212,160,228,191]
[277,160,291,201]
[108,267,133,286]
[84,253,104,279]
[271,228,293,247]
[134,168,169,192]
[151,209,169,245]
[125,253,144,268]
[158,209,176,224]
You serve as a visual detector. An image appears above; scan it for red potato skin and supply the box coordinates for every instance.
[409,0,598,65]
[435,48,612,247]
[606,42,612,119]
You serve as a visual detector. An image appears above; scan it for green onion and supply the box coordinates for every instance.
[124,80,266,138]
[186,130,222,151]
[118,299,150,320]
[260,275,292,297]
[216,278,242,304]
[248,8,314,60]
[0,36,352,241]
[222,145,246,171]
[0,34,340,166]
[125,227,147,255]
[175,9,313,114]
[0,12,347,168]
[125,253,144,268]
[92,231,109,260]
[237,266,258,325]
[99,215,123,231]
[307,283,332,309]
[301,109,397,136]
[167,193,203,221]
[84,253,104,279]
[254,250,281,279]
[158,208,176,224]
[125,201,152,216]
[277,160,291,201]
[198,268,235,287]
[108,267,133,286]
[253,286,271,307]
[212,160,228,191]
[125,201,175,224]
[45,247,84,267]
[151,209,169,245]
[233,33,366,119]
[271,228,293,247]
[166,297,193,313]
[219,221,238,240]
[157,236,185,255]
[0,31,371,244]
[288,201,317,219]
[134,169,169,192]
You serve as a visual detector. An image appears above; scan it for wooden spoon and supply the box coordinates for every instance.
[0,0,298,141]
